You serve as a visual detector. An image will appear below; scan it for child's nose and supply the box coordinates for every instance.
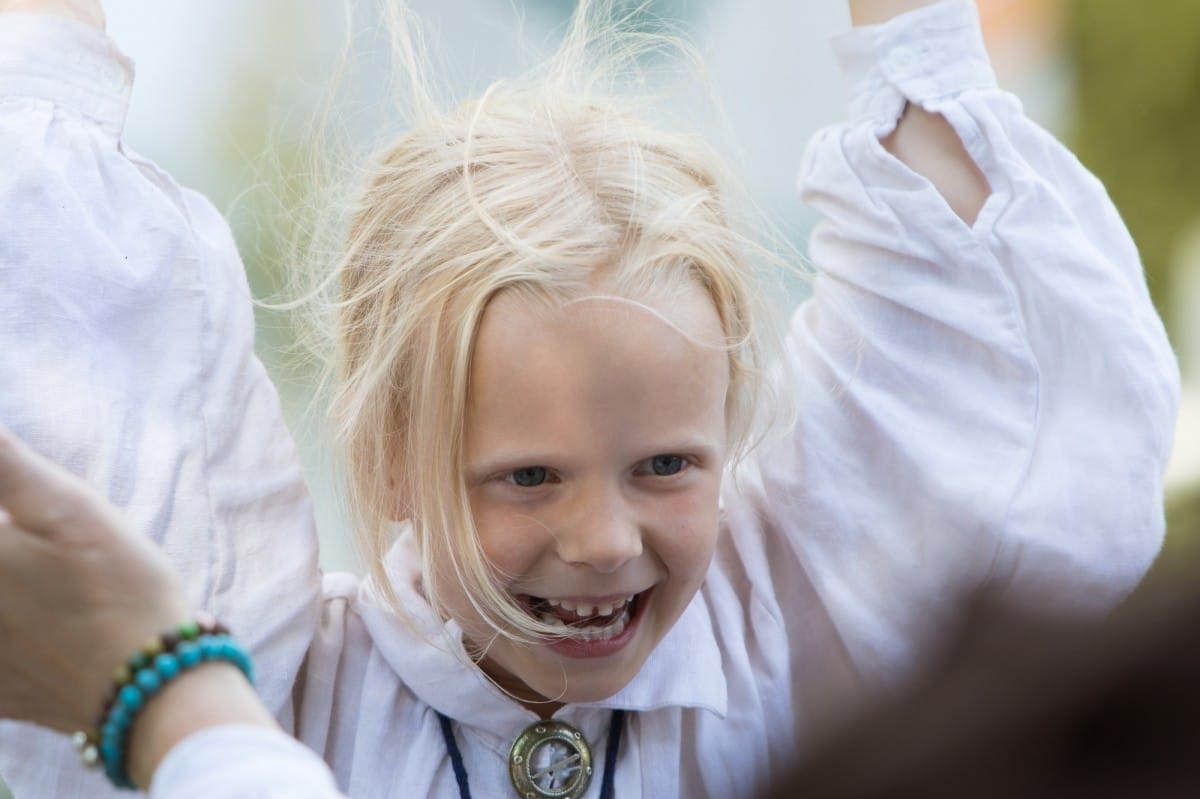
[555,487,643,573]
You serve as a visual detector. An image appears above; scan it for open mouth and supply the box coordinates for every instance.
[519,591,645,642]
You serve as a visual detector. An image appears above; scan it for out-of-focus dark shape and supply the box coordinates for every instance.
[762,579,1200,798]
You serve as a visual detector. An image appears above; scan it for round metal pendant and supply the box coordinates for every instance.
[508,720,594,799]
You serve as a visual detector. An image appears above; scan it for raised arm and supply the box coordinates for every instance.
[725,0,1178,690]
[0,4,322,796]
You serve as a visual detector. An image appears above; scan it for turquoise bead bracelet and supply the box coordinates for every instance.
[72,617,255,790]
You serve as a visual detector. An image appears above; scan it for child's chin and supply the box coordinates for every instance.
[562,670,639,701]
[473,644,637,707]
[519,676,632,710]
[475,590,664,705]
[539,644,653,702]
[499,647,650,708]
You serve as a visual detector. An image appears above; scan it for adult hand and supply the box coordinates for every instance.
[0,0,104,29]
[0,425,190,734]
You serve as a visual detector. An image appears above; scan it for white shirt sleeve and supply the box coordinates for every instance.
[727,0,1179,681]
[0,13,322,798]
[150,727,346,799]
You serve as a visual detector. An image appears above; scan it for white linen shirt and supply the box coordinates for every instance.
[0,2,1180,798]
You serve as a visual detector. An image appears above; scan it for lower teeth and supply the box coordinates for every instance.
[538,604,632,642]
[577,614,627,642]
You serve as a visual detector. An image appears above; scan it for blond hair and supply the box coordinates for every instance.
[300,0,791,642]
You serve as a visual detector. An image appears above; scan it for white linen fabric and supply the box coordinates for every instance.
[0,1,1179,798]
[0,10,321,798]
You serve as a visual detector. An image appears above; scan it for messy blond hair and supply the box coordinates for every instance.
[308,0,788,642]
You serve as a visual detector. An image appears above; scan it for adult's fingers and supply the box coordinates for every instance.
[0,425,118,541]
[0,464,191,731]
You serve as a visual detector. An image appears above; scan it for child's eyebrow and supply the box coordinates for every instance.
[465,440,724,482]
[463,454,553,484]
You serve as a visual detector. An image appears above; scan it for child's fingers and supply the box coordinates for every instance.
[0,425,115,541]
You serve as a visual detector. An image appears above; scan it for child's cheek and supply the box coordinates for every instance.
[653,483,722,584]
[470,501,538,567]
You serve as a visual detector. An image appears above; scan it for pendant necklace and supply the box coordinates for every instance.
[436,710,626,799]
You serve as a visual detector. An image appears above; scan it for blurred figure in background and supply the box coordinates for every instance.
[762,570,1200,798]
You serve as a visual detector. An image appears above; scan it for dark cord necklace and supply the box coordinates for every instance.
[436,710,626,799]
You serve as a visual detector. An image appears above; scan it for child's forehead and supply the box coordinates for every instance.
[465,284,731,456]
[478,284,725,348]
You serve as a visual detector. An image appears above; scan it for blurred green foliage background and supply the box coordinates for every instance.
[1065,0,1200,569]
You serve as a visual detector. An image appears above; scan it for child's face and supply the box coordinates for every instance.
[453,285,729,711]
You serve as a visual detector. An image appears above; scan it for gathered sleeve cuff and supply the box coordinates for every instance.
[0,13,132,135]
[833,0,996,122]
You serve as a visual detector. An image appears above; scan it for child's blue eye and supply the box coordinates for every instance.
[507,467,548,487]
[648,455,685,476]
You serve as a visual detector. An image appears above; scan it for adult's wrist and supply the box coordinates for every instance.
[127,662,280,790]
[70,616,276,790]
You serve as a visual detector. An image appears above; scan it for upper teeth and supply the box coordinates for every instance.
[545,595,634,616]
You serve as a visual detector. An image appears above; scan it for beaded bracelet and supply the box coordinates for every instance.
[72,615,256,790]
